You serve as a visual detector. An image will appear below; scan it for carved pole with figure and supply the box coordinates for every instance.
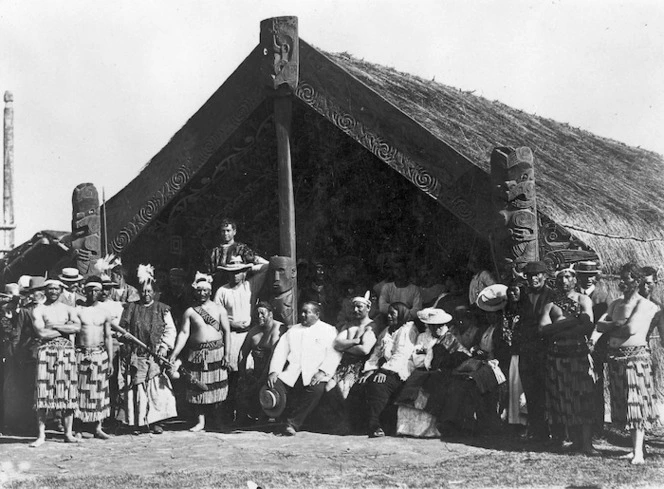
[490,146,539,279]
[260,16,299,320]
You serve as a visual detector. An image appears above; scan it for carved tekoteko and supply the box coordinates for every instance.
[490,146,538,276]
[260,16,299,92]
[71,183,101,276]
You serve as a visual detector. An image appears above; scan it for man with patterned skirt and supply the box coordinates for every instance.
[75,276,114,439]
[170,272,231,432]
[597,263,660,465]
[117,265,177,434]
[539,267,597,455]
[30,279,81,447]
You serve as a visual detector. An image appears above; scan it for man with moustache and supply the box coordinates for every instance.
[266,301,341,436]
[518,261,553,442]
[170,272,231,432]
[540,267,597,454]
[30,279,81,447]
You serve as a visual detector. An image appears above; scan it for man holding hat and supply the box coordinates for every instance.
[540,266,597,454]
[75,276,114,439]
[29,278,81,446]
[170,272,231,432]
[266,301,341,436]
[518,261,553,442]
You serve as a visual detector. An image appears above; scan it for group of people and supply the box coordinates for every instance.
[0,218,661,466]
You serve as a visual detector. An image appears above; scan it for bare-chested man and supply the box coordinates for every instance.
[75,276,114,439]
[236,302,286,424]
[170,272,231,432]
[597,263,660,465]
[30,279,81,447]
[540,267,597,455]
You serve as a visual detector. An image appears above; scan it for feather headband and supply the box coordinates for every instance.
[192,271,213,290]
[137,264,155,286]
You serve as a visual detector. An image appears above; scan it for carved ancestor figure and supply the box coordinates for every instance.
[490,147,538,276]
[71,183,101,276]
[260,16,299,91]
[269,256,297,326]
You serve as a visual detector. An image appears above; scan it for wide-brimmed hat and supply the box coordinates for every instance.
[523,261,548,275]
[259,382,287,418]
[0,283,20,299]
[574,261,600,275]
[217,255,252,273]
[58,267,84,282]
[476,284,508,312]
[28,276,47,292]
[417,307,453,325]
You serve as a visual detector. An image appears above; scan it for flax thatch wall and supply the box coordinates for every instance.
[324,51,664,273]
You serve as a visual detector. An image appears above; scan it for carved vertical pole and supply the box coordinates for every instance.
[490,146,538,278]
[261,16,299,323]
[2,91,15,254]
[71,183,101,276]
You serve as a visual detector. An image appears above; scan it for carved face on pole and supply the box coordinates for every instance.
[270,256,296,294]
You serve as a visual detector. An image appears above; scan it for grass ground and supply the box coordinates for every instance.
[2,424,664,488]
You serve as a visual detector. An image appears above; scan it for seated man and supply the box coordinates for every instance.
[266,301,341,436]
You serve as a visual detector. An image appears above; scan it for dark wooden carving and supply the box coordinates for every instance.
[71,183,101,276]
[490,146,538,275]
[260,16,299,92]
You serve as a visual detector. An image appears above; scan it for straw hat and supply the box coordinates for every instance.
[58,267,84,282]
[259,383,288,418]
[476,284,508,312]
[417,307,453,325]
[574,261,600,275]
[217,255,252,273]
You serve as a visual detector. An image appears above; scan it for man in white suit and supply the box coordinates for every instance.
[267,301,341,435]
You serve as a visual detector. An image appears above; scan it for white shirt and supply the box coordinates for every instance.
[363,321,418,381]
[269,320,341,387]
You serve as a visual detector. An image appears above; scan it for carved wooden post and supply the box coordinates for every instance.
[71,183,101,276]
[261,16,299,323]
[490,146,538,277]
[2,91,16,254]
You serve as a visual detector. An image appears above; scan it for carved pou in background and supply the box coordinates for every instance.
[71,183,101,276]
[490,146,538,276]
[260,16,299,92]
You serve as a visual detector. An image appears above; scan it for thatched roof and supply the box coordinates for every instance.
[322,50,664,270]
[103,38,664,273]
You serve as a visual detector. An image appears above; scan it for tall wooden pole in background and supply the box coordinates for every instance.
[2,91,15,254]
[261,16,300,324]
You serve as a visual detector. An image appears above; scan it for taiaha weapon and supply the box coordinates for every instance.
[111,324,208,391]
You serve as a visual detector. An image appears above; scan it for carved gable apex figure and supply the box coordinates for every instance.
[71,182,101,276]
[260,16,299,92]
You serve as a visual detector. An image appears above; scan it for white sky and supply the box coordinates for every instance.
[0,0,662,244]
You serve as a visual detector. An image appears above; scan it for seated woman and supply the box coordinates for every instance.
[395,307,505,438]
[236,302,286,424]
[346,302,418,437]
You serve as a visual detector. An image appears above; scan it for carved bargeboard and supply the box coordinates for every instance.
[71,183,101,275]
[490,146,538,274]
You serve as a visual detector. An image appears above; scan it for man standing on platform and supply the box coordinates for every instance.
[540,267,597,454]
[518,260,553,442]
[75,276,113,439]
[206,218,268,291]
[267,301,341,436]
[30,279,81,447]
[170,272,231,432]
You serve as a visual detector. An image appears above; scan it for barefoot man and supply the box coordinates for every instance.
[75,276,114,439]
[30,279,81,447]
[597,263,661,465]
[170,272,231,432]
[540,267,597,455]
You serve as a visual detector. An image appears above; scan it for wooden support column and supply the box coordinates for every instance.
[490,146,538,279]
[261,16,299,324]
[2,91,16,254]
